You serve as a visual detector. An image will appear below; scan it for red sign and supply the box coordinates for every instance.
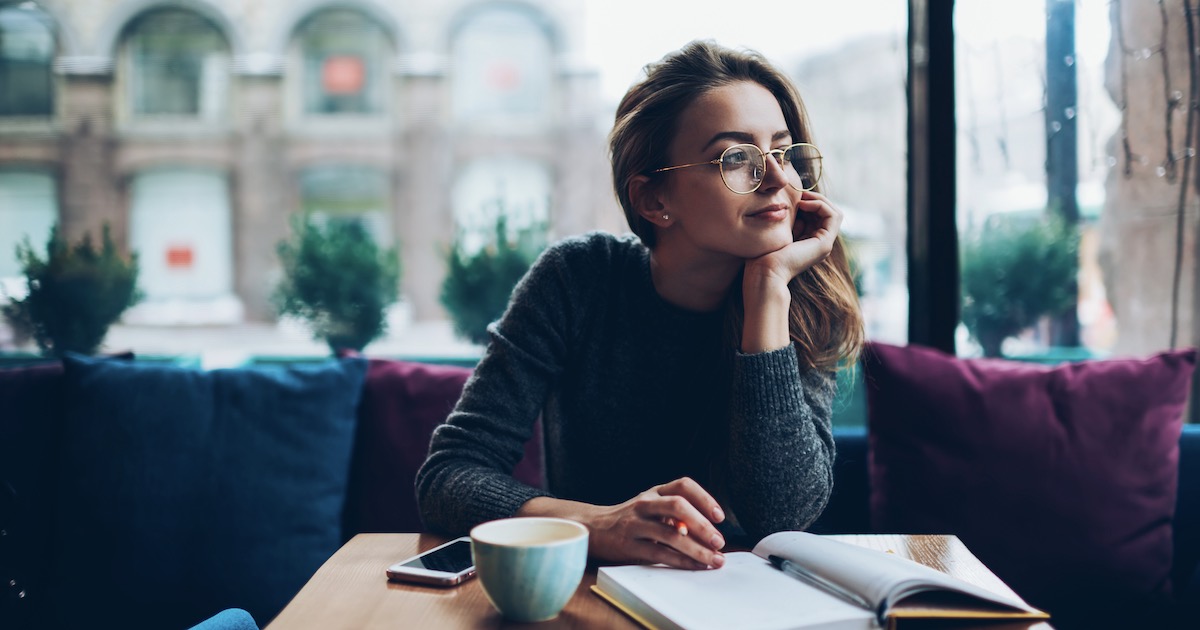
[166,245,194,269]
[486,61,521,92]
[323,55,366,95]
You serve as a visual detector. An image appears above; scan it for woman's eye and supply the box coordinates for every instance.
[722,149,751,167]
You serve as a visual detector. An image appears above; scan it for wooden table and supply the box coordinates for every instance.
[266,533,1054,629]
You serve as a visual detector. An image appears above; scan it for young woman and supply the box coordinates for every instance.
[417,40,864,572]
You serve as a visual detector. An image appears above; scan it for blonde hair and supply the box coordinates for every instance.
[609,40,864,369]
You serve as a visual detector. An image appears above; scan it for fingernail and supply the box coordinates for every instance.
[710,534,725,549]
[711,553,725,568]
[712,506,725,521]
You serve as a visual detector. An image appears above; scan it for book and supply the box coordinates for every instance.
[592,532,1049,630]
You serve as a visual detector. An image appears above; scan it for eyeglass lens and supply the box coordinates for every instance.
[719,143,822,193]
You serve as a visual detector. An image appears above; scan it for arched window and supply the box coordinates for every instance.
[294,10,390,115]
[300,165,391,245]
[0,169,57,278]
[121,9,229,119]
[452,157,551,255]
[0,2,55,116]
[129,168,233,301]
[450,7,553,125]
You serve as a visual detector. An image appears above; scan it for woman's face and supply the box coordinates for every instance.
[656,81,802,260]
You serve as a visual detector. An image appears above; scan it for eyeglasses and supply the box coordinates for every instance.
[651,142,823,194]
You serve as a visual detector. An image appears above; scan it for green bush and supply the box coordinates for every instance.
[2,224,141,356]
[273,216,400,352]
[441,215,545,345]
[960,215,1078,357]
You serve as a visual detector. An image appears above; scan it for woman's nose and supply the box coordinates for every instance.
[757,152,790,191]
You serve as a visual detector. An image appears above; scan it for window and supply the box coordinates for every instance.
[122,9,229,119]
[452,158,551,255]
[450,7,553,126]
[0,2,54,116]
[0,169,57,278]
[300,165,392,245]
[129,169,233,302]
[955,0,1117,359]
[295,10,390,115]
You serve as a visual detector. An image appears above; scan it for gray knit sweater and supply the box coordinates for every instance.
[415,231,836,541]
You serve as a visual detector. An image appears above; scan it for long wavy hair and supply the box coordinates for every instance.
[609,40,864,370]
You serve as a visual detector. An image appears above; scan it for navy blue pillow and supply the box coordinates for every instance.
[51,354,368,630]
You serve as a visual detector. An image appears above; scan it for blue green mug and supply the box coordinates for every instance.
[469,517,589,622]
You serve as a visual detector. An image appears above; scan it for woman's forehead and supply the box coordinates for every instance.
[675,82,790,149]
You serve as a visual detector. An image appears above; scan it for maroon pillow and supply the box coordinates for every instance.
[342,359,544,535]
[865,342,1195,615]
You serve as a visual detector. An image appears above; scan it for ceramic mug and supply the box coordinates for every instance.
[469,517,589,622]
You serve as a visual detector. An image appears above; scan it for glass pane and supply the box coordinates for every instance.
[0,170,57,278]
[451,7,552,124]
[129,169,233,299]
[300,165,391,246]
[298,10,388,115]
[452,158,551,256]
[0,3,54,116]
[126,9,229,118]
[955,0,1117,360]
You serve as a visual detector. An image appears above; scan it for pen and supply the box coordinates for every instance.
[664,517,688,537]
[767,554,877,619]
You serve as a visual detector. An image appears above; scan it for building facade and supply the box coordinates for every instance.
[0,0,621,325]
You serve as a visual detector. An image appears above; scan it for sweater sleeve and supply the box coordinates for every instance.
[415,238,594,536]
[726,345,837,540]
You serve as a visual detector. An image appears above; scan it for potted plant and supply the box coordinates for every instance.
[273,215,400,353]
[441,213,545,345]
[960,214,1078,357]
[1,223,141,357]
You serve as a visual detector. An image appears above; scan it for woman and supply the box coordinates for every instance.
[417,40,864,572]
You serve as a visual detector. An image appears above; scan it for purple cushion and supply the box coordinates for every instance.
[0,362,64,625]
[865,342,1195,614]
[342,359,544,535]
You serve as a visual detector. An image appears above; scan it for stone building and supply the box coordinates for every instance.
[0,0,620,325]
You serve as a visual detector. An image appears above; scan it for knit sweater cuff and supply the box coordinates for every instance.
[465,473,556,525]
[732,345,835,420]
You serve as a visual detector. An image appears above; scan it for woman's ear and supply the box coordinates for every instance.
[629,175,673,227]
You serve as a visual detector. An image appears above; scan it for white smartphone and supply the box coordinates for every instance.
[386,537,476,586]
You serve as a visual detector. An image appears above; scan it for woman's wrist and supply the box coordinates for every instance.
[741,275,792,353]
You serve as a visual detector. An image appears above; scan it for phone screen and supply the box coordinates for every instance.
[401,539,474,573]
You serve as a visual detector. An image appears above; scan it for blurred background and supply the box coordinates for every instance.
[0,0,1192,375]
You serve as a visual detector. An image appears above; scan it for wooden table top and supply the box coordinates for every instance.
[266,533,1054,630]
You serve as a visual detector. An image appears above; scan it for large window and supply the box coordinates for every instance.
[450,6,553,127]
[0,2,54,116]
[0,169,57,278]
[294,9,390,116]
[121,9,229,119]
[955,0,1118,359]
[300,165,392,245]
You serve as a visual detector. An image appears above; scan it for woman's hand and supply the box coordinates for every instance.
[739,190,843,354]
[516,477,727,570]
[744,190,843,289]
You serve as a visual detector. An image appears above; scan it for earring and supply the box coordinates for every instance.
[662,214,670,220]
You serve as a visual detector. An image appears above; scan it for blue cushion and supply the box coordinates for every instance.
[50,354,368,630]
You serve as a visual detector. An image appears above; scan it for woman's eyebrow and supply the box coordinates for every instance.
[703,130,793,150]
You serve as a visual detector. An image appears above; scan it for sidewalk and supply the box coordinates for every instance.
[100,319,484,368]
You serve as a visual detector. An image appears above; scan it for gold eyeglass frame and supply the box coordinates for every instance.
[650,142,822,195]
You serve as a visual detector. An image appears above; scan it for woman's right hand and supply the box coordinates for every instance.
[517,477,727,570]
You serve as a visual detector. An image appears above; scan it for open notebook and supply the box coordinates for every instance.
[593,532,1048,630]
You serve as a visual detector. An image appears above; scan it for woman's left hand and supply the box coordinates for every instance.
[744,190,842,288]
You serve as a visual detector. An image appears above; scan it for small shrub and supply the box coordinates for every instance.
[2,224,141,356]
[273,215,400,352]
[441,214,545,345]
[960,215,1078,357]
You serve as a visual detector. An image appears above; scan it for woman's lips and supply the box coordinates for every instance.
[746,205,789,222]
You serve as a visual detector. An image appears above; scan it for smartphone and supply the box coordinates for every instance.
[386,537,476,586]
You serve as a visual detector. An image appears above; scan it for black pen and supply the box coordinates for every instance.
[767,554,877,618]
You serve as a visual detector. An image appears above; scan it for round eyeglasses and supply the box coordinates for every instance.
[651,142,823,195]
